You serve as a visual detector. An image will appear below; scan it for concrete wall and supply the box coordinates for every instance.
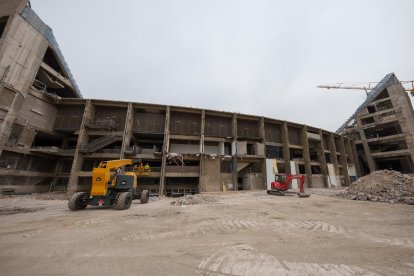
[200,158,221,192]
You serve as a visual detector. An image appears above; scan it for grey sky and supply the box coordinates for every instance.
[32,0,414,132]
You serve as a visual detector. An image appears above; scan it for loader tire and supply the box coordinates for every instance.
[114,192,132,210]
[140,190,149,204]
[68,192,88,211]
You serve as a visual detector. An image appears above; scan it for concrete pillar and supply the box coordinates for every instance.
[317,129,328,187]
[281,121,291,175]
[120,103,134,159]
[345,138,361,177]
[338,136,350,186]
[199,110,205,193]
[301,126,312,188]
[351,142,363,177]
[356,117,376,172]
[159,106,170,195]
[200,110,205,153]
[328,133,340,176]
[0,87,25,155]
[232,113,238,191]
[259,117,266,189]
[67,100,95,194]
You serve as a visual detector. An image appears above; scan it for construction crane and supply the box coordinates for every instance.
[317,80,414,96]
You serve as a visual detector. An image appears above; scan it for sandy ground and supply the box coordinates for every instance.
[0,191,413,276]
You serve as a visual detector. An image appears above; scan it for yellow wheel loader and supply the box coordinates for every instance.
[68,159,150,211]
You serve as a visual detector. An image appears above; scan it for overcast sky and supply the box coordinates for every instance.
[32,0,414,132]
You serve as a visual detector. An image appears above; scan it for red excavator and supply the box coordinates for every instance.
[267,174,310,198]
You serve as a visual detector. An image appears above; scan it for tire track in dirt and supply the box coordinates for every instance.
[197,244,381,276]
[120,218,262,241]
[269,219,414,249]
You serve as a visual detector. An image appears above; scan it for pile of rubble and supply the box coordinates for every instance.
[338,170,414,204]
[170,194,217,206]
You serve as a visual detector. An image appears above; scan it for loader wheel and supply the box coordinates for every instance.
[140,190,149,204]
[114,192,133,210]
[68,192,88,211]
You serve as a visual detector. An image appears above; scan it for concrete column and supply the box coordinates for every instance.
[120,102,134,159]
[199,110,205,193]
[317,129,328,187]
[281,121,291,175]
[259,117,266,189]
[356,117,376,172]
[345,138,361,177]
[200,110,205,153]
[338,136,350,186]
[328,133,340,176]
[67,100,95,194]
[0,87,25,155]
[232,113,238,191]
[259,117,265,142]
[301,126,312,188]
[351,142,363,177]
[159,106,170,195]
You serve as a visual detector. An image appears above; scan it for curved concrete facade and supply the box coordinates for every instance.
[0,1,357,194]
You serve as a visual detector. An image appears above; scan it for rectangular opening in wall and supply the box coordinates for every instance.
[288,127,301,145]
[92,106,127,131]
[364,122,402,139]
[325,153,331,163]
[247,144,254,155]
[0,17,8,39]
[265,145,283,159]
[298,165,305,174]
[134,109,165,134]
[165,177,199,196]
[237,118,259,139]
[277,163,285,173]
[170,111,201,136]
[205,115,232,137]
[311,165,321,174]
[290,149,303,161]
[265,122,282,143]
[169,140,199,154]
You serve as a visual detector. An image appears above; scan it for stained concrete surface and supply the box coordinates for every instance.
[0,191,413,275]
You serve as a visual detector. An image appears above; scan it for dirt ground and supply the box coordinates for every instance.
[0,190,413,276]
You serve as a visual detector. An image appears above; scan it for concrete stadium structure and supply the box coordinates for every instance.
[2,0,404,195]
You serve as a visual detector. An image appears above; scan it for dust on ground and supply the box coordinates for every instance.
[337,170,414,204]
[0,191,413,275]
[0,191,68,201]
[0,206,44,215]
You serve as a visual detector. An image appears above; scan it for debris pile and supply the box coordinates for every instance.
[170,194,217,206]
[338,170,414,204]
